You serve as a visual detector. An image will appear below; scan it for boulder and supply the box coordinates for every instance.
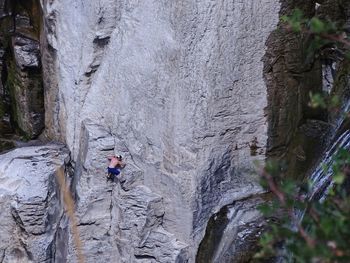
[0,144,69,263]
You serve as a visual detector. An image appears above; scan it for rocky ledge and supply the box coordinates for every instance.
[0,144,69,263]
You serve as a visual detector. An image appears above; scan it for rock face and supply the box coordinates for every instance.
[3,0,350,262]
[39,0,281,262]
[263,0,350,181]
[67,120,188,262]
[0,0,44,143]
[0,144,69,263]
[0,0,15,151]
[196,194,270,263]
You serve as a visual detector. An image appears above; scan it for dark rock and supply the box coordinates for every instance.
[0,0,44,141]
[12,35,40,69]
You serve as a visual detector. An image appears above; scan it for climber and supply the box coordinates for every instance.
[106,155,125,181]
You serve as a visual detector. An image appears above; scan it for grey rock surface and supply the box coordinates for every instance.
[196,194,269,263]
[67,120,188,262]
[40,0,281,261]
[0,144,69,263]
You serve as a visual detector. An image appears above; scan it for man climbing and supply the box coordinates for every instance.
[107,155,125,181]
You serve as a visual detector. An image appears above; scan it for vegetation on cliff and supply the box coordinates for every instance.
[257,9,350,262]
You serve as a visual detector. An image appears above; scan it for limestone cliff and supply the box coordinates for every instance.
[40,0,280,262]
[4,0,347,262]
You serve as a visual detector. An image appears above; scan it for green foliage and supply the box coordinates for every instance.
[256,150,350,262]
[255,9,350,261]
[308,92,341,110]
[255,12,350,262]
[282,9,339,36]
[309,92,327,109]
[281,9,349,59]
[309,17,337,35]
[281,9,305,32]
[281,9,338,36]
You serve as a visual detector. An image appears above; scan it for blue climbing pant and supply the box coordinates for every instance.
[107,167,120,176]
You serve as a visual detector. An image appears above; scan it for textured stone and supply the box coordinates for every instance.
[0,0,44,140]
[0,144,69,263]
[263,0,350,181]
[40,0,281,261]
[64,120,188,262]
[196,194,269,263]
[0,0,15,152]
[13,36,40,69]
[10,34,44,138]
[10,38,44,138]
[2,1,350,262]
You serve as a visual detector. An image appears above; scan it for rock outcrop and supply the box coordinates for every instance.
[0,0,44,146]
[196,194,270,263]
[0,144,69,262]
[263,0,350,181]
[0,0,15,151]
[66,120,188,262]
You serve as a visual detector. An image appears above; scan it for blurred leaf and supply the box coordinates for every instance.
[330,95,341,108]
[282,9,304,32]
[333,173,345,185]
[310,18,326,34]
[256,9,350,262]
[346,51,350,59]
[309,92,327,108]
[258,203,274,215]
